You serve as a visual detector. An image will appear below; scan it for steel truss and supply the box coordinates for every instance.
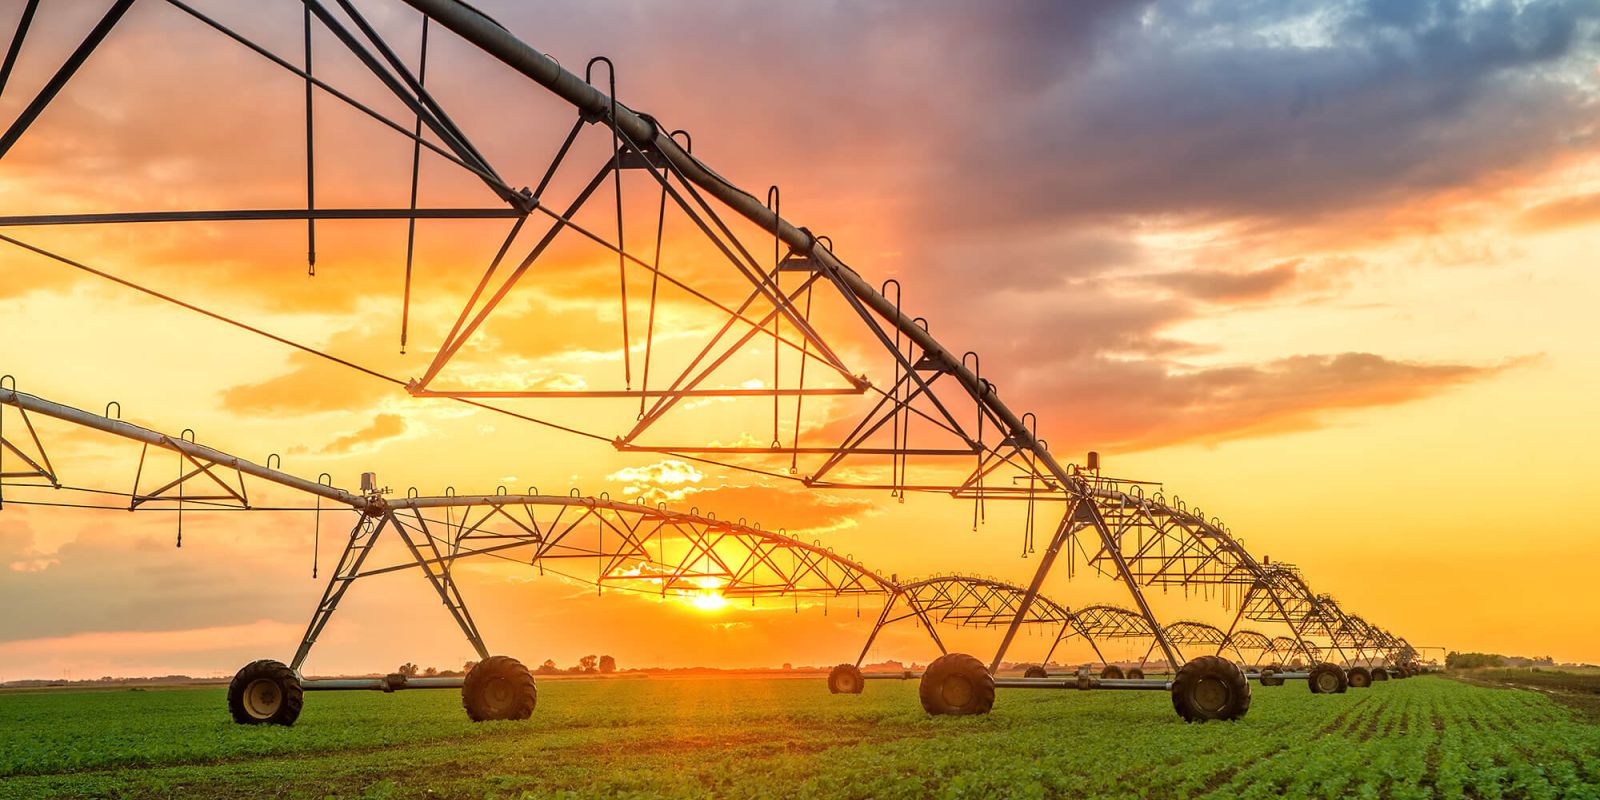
[0,384,904,671]
[4,382,1416,699]
[850,576,1073,670]
[0,1,1423,716]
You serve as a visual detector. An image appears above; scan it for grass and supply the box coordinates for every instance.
[2,674,1598,799]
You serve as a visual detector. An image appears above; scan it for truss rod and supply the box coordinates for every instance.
[0,0,133,160]
[0,387,367,509]
[0,0,40,98]
[0,209,523,226]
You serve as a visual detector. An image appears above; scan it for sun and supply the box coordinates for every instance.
[687,590,729,612]
[682,578,729,613]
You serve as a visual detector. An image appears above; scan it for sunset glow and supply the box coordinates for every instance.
[683,582,731,614]
[1,0,1598,684]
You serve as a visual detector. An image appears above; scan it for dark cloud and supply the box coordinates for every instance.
[459,0,1600,233]
[939,0,1600,230]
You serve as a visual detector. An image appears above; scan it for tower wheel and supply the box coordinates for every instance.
[918,653,995,716]
[828,663,865,694]
[1347,666,1372,688]
[227,659,304,726]
[1171,656,1251,722]
[462,656,537,721]
[1308,662,1348,694]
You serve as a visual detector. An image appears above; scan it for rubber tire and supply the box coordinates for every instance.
[1258,666,1285,687]
[1308,662,1348,694]
[1347,666,1372,688]
[828,663,864,694]
[227,659,303,726]
[1171,655,1251,722]
[1370,667,1389,682]
[918,653,995,716]
[1126,667,1146,680]
[462,655,537,721]
[1101,664,1125,680]
[1023,664,1049,679]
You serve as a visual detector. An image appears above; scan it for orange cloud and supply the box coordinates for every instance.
[1516,192,1600,231]
[220,349,395,415]
[1029,352,1521,452]
[1147,260,1305,303]
[677,485,876,535]
[319,413,407,455]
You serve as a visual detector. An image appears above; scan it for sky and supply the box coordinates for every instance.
[1,0,1598,681]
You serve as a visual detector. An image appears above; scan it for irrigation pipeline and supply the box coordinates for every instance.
[0,0,1418,673]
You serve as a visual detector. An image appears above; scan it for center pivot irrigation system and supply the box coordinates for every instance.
[1,383,1418,726]
[0,0,1424,724]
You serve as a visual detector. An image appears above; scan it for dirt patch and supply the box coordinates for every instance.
[1448,670,1600,722]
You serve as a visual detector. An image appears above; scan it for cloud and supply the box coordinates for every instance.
[0,619,300,661]
[675,485,877,535]
[931,0,1600,232]
[1022,352,1518,451]
[599,460,875,533]
[1517,192,1600,231]
[319,412,408,454]
[1146,261,1305,303]
[607,459,705,503]
[0,516,315,643]
[220,350,396,415]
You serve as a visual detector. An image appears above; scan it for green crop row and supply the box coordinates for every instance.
[1,675,1597,799]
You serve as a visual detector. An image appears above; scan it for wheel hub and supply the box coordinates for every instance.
[484,677,514,712]
[1193,676,1229,712]
[1316,672,1339,692]
[940,674,973,708]
[243,678,281,719]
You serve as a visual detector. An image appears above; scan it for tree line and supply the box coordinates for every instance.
[1445,652,1555,670]
[395,655,617,677]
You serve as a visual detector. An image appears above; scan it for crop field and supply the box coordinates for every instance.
[3,674,1598,799]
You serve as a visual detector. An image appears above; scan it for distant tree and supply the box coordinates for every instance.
[463,660,479,673]
[537,659,560,675]
[423,666,438,677]
[599,655,617,674]
[579,654,598,673]
[398,662,419,677]
[1446,651,1507,670]
[782,663,792,671]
